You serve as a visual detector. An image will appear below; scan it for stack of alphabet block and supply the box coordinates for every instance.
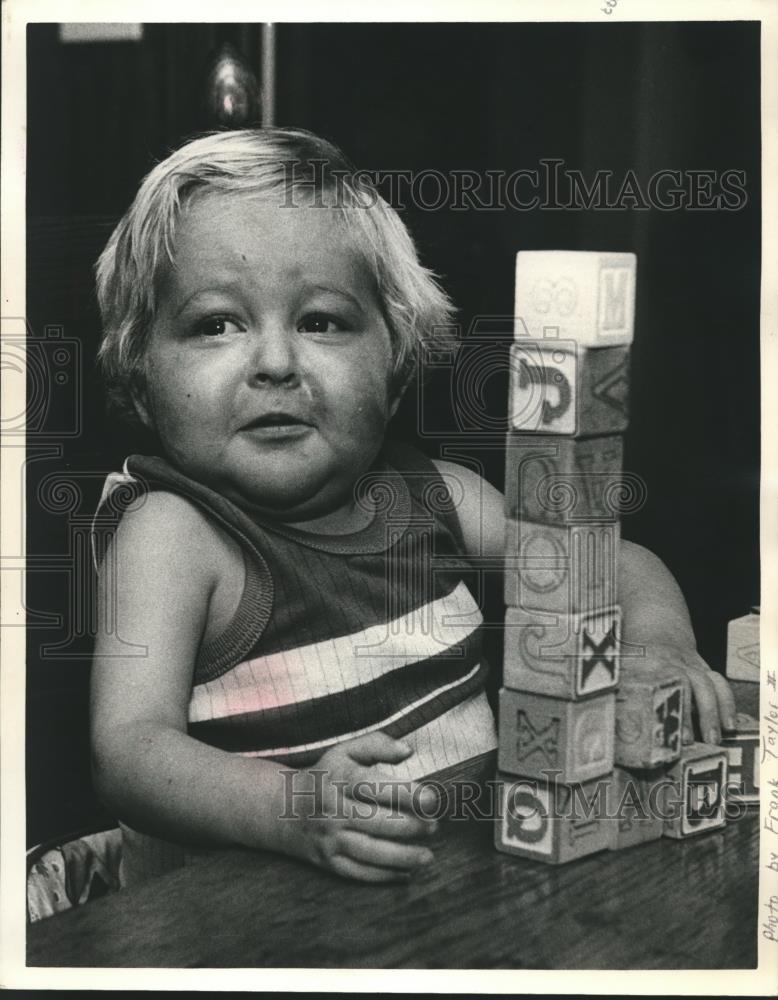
[495,251,729,863]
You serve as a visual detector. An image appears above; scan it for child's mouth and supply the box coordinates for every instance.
[241,412,313,441]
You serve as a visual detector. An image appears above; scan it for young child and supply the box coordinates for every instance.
[91,127,736,888]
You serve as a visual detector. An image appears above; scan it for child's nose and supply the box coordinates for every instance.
[249,326,299,386]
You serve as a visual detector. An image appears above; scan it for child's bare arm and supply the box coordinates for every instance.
[617,541,736,743]
[432,459,735,742]
[91,492,436,881]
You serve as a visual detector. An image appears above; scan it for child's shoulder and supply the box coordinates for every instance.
[103,486,246,641]
[429,458,505,560]
[114,485,215,538]
[431,459,502,512]
[384,441,495,503]
[105,486,239,583]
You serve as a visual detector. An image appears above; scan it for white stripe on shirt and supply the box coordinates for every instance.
[188,580,483,723]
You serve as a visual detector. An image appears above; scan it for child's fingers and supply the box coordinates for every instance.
[345,802,438,841]
[344,732,413,767]
[338,829,434,872]
[680,674,695,743]
[684,663,724,744]
[350,774,440,817]
[709,670,737,731]
[327,854,411,884]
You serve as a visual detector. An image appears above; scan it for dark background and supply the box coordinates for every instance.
[25,21,760,844]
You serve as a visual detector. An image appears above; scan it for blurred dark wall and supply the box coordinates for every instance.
[25,22,760,843]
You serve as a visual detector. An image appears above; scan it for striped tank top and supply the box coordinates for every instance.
[96,439,497,884]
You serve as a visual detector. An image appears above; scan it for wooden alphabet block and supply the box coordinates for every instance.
[514,250,636,347]
[509,342,629,437]
[494,771,612,864]
[721,713,759,804]
[661,742,728,839]
[498,687,615,783]
[504,519,619,615]
[614,667,684,768]
[606,766,665,850]
[725,612,760,682]
[505,433,624,525]
[503,604,621,699]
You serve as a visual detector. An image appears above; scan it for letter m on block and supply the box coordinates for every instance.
[568,781,608,822]
[598,266,630,335]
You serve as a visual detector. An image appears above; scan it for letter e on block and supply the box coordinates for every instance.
[721,713,759,804]
[662,742,728,839]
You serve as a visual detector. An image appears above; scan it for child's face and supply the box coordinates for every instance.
[137,192,398,523]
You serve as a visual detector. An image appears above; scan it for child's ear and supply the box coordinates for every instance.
[129,378,154,430]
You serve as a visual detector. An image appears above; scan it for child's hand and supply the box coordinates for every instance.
[281,732,438,883]
[635,642,737,745]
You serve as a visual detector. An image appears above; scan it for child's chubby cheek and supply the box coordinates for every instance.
[289,373,394,500]
[143,356,397,521]
[334,385,393,454]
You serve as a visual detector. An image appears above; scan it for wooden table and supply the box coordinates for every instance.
[27,687,761,970]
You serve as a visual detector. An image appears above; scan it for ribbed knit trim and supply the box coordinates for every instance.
[124,455,276,684]
[250,466,412,554]
[194,554,270,681]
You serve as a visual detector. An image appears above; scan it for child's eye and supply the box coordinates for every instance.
[193,316,242,338]
[297,312,345,334]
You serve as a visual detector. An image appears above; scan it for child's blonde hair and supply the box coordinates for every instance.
[95,127,456,425]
